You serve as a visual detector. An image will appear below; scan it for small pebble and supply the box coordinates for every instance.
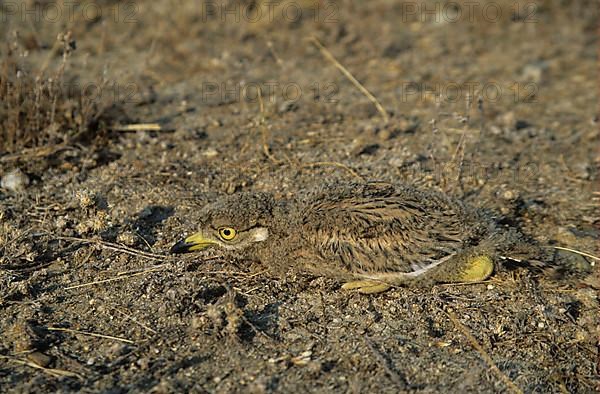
[27,351,53,368]
[521,62,547,83]
[202,148,218,158]
[388,158,405,167]
[1,168,29,192]
[502,190,516,200]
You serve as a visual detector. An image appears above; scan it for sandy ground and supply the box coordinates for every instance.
[0,0,598,392]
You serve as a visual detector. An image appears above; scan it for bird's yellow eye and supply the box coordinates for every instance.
[218,227,237,241]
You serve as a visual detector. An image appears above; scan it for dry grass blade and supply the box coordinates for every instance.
[113,308,158,335]
[65,266,168,290]
[1,31,119,156]
[116,263,171,276]
[364,337,407,389]
[55,235,171,261]
[47,327,135,344]
[110,123,163,132]
[552,246,600,261]
[302,161,365,181]
[0,145,75,163]
[256,87,282,164]
[310,37,389,123]
[447,310,524,394]
[1,355,84,379]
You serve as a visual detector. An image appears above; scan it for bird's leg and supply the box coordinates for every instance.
[453,255,494,282]
[341,280,391,294]
[345,255,494,288]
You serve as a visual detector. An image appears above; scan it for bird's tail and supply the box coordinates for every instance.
[491,228,593,280]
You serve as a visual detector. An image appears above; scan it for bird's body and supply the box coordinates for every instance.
[172,181,531,292]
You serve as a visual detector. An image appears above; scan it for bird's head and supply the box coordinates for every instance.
[170,192,276,255]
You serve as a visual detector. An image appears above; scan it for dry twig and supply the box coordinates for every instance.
[310,37,389,123]
[65,265,168,290]
[364,337,407,389]
[47,327,135,344]
[55,235,170,261]
[302,161,365,181]
[112,308,158,335]
[256,87,282,164]
[447,310,524,394]
[552,246,599,262]
[110,123,163,132]
[1,355,84,380]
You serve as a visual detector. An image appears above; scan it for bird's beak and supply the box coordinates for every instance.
[170,231,217,253]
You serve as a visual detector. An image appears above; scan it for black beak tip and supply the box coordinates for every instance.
[170,240,191,254]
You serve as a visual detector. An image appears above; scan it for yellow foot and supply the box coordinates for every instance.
[456,256,494,282]
[341,280,391,294]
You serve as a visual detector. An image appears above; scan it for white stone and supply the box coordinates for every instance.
[1,168,29,192]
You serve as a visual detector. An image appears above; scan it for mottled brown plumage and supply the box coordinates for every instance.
[172,181,531,292]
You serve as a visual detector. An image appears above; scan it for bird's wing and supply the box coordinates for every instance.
[299,182,477,274]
